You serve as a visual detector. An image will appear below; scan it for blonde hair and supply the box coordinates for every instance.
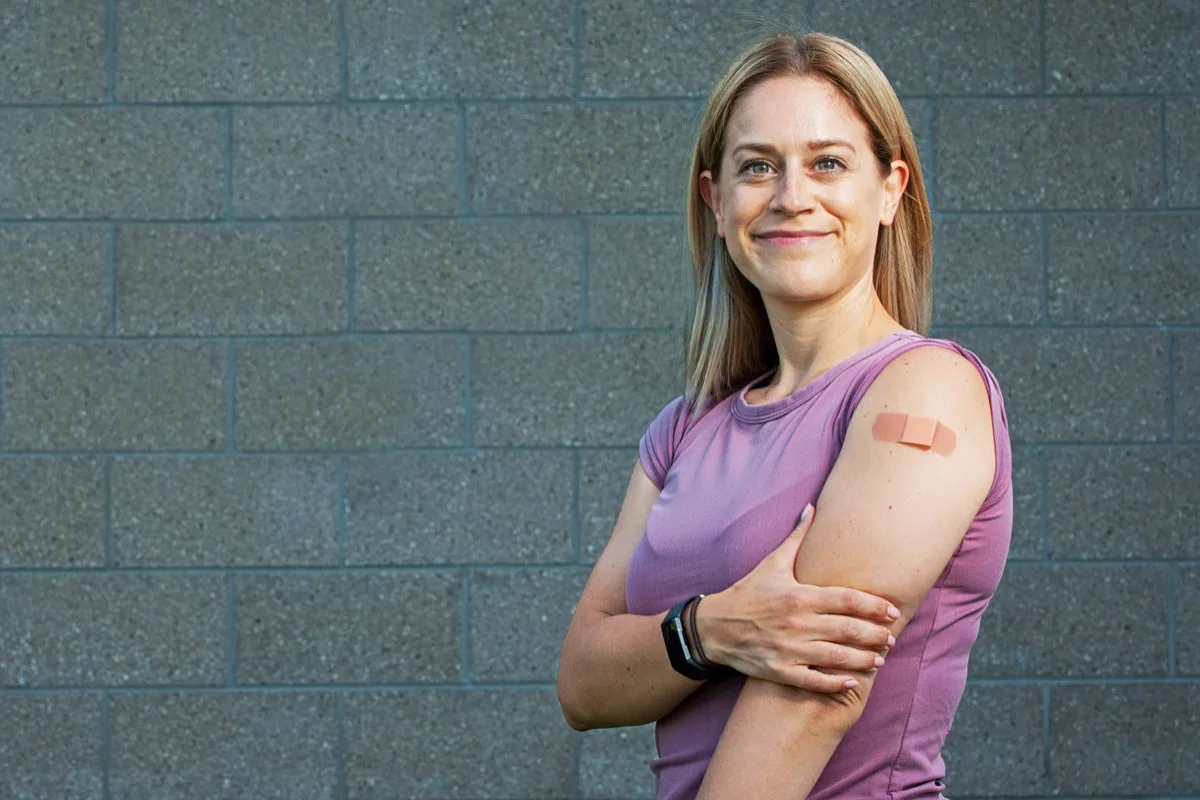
[684,32,932,410]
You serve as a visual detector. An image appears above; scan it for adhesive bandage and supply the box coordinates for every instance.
[871,412,956,456]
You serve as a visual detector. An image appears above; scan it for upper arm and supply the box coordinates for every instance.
[568,395,688,619]
[796,345,997,634]
[569,456,661,621]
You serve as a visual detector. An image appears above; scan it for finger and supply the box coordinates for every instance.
[771,503,816,562]
[816,585,901,623]
[817,616,897,650]
[779,666,859,694]
[803,641,886,674]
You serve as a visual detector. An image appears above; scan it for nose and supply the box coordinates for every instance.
[770,167,815,214]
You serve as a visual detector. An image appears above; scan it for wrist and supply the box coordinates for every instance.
[692,591,727,667]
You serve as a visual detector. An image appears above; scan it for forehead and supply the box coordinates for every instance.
[725,74,869,149]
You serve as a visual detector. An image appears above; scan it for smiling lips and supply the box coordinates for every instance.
[755,230,832,246]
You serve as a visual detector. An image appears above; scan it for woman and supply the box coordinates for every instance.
[557,31,1012,800]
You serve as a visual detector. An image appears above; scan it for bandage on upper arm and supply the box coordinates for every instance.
[871,412,957,456]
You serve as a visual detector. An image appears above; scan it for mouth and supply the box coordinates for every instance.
[754,231,832,246]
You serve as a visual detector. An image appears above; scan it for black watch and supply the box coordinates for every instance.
[661,595,724,681]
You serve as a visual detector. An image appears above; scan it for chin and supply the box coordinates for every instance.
[751,262,839,291]
[755,277,838,305]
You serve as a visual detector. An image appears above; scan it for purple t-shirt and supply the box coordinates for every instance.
[627,330,1013,799]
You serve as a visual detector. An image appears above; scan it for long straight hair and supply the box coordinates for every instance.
[684,32,932,411]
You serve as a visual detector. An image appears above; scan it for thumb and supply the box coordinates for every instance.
[775,503,815,558]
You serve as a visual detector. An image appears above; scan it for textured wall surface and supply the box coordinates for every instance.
[0,1,1197,798]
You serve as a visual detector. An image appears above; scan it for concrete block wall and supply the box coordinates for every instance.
[0,1,1196,797]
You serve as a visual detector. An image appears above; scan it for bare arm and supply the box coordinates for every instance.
[556,458,702,730]
[558,456,898,731]
[698,346,999,797]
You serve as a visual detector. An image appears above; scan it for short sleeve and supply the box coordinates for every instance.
[637,395,691,490]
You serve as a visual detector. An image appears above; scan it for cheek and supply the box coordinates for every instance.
[832,185,883,237]
[725,195,770,246]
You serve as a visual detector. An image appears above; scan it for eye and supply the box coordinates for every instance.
[814,156,846,173]
[739,159,775,177]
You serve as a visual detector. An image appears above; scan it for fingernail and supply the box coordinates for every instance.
[843,679,859,689]
[874,655,885,668]
[800,504,813,523]
[887,634,896,648]
[887,605,901,620]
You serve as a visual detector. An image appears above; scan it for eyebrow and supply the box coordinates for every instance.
[731,139,858,156]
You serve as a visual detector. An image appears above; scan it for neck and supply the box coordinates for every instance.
[755,277,903,402]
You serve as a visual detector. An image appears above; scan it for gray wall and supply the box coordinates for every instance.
[0,1,1196,798]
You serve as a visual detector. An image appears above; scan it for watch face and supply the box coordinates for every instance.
[669,616,693,659]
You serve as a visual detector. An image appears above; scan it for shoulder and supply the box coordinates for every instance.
[643,394,692,441]
[865,342,993,418]
[846,342,997,492]
[638,394,695,490]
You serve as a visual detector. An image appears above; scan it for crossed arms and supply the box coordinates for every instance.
[558,345,998,797]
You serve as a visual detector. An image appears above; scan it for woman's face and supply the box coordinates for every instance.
[700,74,908,310]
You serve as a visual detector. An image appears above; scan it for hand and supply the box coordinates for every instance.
[695,503,900,693]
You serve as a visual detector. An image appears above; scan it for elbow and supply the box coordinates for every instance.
[824,696,869,737]
[556,678,595,732]
[810,681,872,737]
[766,676,873,740]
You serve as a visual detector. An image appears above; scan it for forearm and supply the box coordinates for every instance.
[557,608,705,730]
[698,676,867,799]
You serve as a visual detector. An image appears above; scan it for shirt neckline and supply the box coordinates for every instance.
[731,330,919,424]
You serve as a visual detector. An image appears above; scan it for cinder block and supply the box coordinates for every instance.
[232,106,459,218]
[0,693,103,800]
[579,725,658,799]
[940,329,1168,443]
[580,0,797,97]
[587,218,689,330]
[0,225,108,335]
[345,450,574,566]
[1047,448,1200,559]
[942,684,1045,797]
[470,568,589,681]
[1048,215,1200,324]
[1,340,227,451]
[1179,567,1199,676]
[903,99,932,181]
[344,689,573,798]
[0,0,106,102]
[933,215,1043,325]
[115,0,340,101]
[467,104,695,213]
[109,692,339,799]
[235,571,461,684]
[1046,0,1200,93]
[471,334,683,446]
[1167,99,1200,208]
[111,456,340,567]
[1051,684,1200,795]
[0,574,226,687]
[1174,332,1200,441]
[579,449,640,563]
[116,224,347,335]
[970,564,1169,678]
[812,0,1040,95]
[0,109,224,219]
[348,0,573,99]
[235,338,465,449]
[1008,447,1042,560]
[355,219,580,332]
[934,100,1160,210]
[0,456,105,568]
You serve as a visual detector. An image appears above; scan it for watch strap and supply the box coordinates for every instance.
[661,596,723,681]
